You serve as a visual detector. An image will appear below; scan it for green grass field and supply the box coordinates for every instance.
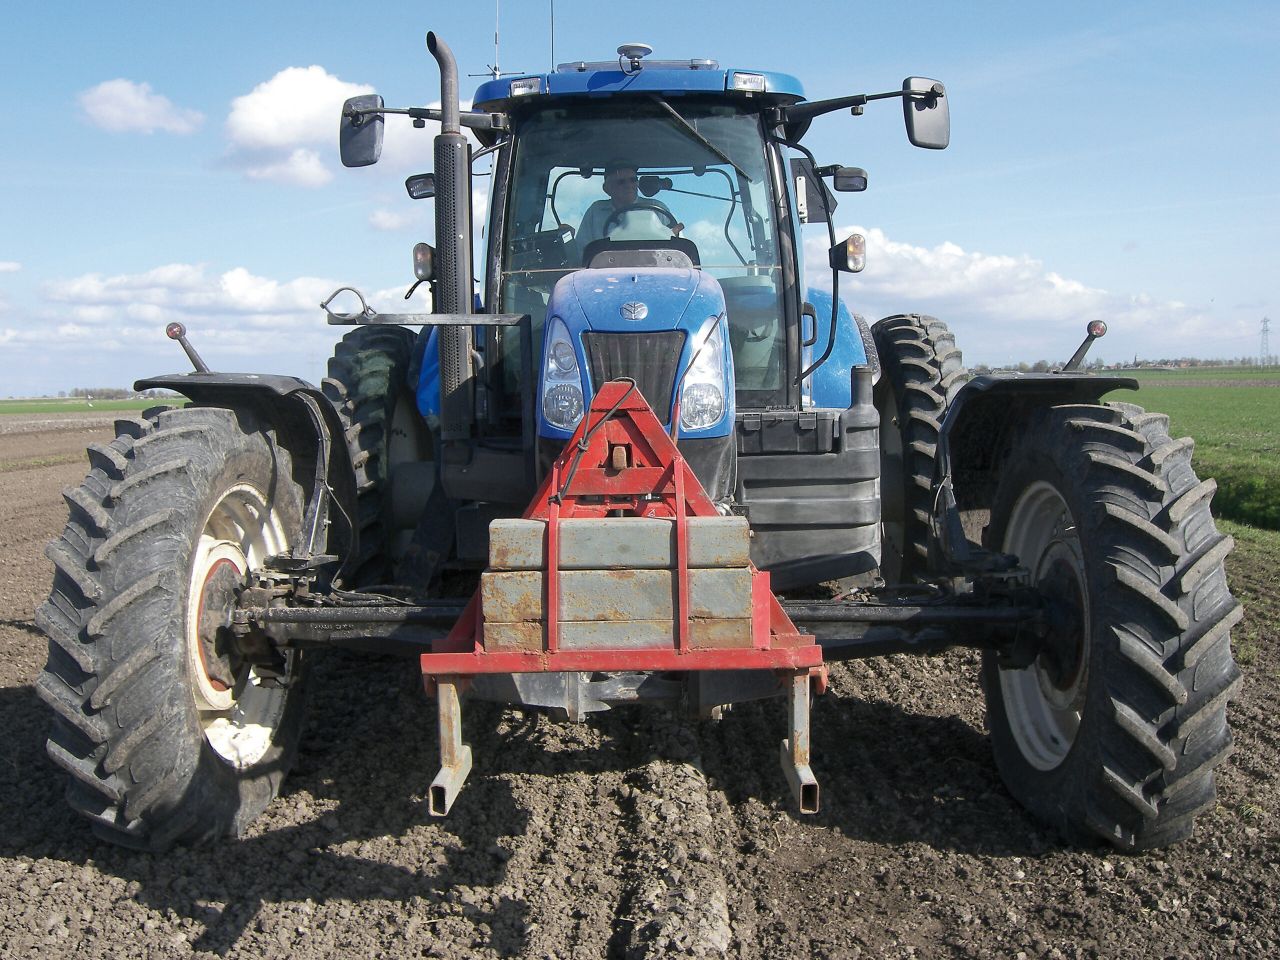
[0,397,163,416]
[1106,367,1280,531]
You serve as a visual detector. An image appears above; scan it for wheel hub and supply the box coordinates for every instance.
[188,541,249,711]
[184,481,292,770]
[998,481,1090,771]
[1034,552,1087,711]
[196,557,244,691]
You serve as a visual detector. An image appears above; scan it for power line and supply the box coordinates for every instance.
[1263,316,1273,366]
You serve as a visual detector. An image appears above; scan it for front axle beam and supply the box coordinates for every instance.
[237,597,1043,661]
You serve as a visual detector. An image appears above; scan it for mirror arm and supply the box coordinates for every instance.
[777,84,943,125]
[343,104,509,132]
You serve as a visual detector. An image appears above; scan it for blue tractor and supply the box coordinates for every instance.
[39,34,1240,854]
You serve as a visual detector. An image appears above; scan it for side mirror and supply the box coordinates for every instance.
[413,243,436,282]
[832,167,868,192]
[902,78,949,150]
[830,234,866,274]
[405,173,436,199]
[638,175,673,197]
[340,95,385,167]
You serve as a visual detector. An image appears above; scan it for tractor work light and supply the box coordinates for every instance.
[830,234,866,274]
[509,77,543,97]
[730,72,766,93]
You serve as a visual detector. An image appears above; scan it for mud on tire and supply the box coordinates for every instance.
[871,314,968,582]
[321,326,423,586]
[982,402,1241,851]
[37,405,310,850]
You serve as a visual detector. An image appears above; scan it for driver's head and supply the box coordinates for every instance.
[602,161,638,208]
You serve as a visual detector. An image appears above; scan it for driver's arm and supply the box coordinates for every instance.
[576,201,610,249]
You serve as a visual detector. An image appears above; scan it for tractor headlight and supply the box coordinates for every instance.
[681,383,725,430]
[679,318,728,430]
[543,383,584,427]
[551,339,577,375]
[541,317,584,430]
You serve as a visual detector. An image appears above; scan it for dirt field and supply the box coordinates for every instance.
[1,414,1277,959]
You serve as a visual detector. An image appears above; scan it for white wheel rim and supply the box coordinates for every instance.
[998,481,1089,771]
[186,482,290,768]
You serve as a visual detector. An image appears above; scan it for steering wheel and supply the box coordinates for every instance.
[602,201,680,238]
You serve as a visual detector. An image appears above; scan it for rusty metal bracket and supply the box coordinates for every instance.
[780,669,819,814]
[428,677,473,816]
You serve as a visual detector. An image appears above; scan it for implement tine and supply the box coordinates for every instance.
[428,677,473,816]
[780,669,819,814]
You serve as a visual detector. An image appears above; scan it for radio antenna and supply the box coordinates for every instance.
[469,0,523,80]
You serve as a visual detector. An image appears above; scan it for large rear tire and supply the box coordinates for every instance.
[982,403,1241,850]
[871,314,968,583]
[321,326,426,585]
[37,406,310,850]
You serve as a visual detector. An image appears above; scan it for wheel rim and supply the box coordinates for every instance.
[999,481,1089,771]
[186,482,290,768]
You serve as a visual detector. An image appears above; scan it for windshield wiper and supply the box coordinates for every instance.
[648,96,753,183]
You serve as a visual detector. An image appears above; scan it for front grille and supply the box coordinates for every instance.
[583,331,686,423]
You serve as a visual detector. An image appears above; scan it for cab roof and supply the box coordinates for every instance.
[472,57,805,113]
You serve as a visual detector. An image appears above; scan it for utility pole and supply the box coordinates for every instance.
[1263,317,1272,367]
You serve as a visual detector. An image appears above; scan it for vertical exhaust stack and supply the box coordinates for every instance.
[427,31,474,447]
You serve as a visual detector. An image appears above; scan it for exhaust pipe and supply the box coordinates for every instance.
[427,31,474,446]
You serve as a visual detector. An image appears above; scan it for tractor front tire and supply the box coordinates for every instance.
[37,406,310,850]
[322,326,424,586]
[871,314,968,583]
[982,403,1241,850]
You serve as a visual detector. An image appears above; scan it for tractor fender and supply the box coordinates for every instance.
[133,372,359,564]
[937,372,1139,522]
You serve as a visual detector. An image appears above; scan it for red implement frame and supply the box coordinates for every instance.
[419,380,822,678]
[422,381,823,816]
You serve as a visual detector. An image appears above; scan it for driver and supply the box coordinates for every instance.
[575,160,683,252]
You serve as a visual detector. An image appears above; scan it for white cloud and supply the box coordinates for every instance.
[0,261,20,273]
[79,79,204,134]
[243,148,332,187]
[46,263,331,319]
[805,225,1243,364]
[224,66,372,187]
[227,66,371,150]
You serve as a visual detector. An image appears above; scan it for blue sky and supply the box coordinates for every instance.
[2,1,1277,395]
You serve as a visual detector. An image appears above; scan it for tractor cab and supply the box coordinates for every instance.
[479,57,803,426]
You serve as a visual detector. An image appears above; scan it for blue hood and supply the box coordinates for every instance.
[562,267,720,332]
[540,266,734,440]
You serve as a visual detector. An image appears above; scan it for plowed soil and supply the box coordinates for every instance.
[1,415,1276,959]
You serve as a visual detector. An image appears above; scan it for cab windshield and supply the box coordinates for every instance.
[498,98,787,402]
